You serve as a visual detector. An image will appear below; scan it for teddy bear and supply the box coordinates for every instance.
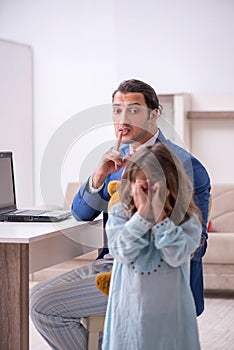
[95,180,120,296]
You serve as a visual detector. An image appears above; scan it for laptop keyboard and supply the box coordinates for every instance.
[12,209,47,215]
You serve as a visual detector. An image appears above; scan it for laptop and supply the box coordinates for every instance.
[0,151,71,222]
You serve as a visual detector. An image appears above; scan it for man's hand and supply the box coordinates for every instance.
[91,132,123,189]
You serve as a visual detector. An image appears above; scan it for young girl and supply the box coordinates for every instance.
[102,143,201,350]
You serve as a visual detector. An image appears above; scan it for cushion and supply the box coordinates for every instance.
[209,184,234,232]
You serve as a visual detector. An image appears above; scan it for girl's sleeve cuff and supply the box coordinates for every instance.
[126,212,152,233]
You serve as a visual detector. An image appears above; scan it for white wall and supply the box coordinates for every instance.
[0,0,234,206]
[0,39,33,208]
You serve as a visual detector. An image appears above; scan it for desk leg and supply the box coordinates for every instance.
[0,243,29,350]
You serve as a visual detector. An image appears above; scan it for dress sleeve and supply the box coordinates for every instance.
[153,215,202,267]
[106,203,152,264]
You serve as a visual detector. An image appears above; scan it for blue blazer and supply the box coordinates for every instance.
[72,130,211,316]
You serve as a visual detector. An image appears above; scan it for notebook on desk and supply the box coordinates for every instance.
[0,151,71,222]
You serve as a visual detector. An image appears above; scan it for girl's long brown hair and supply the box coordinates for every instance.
[119,143,202,225]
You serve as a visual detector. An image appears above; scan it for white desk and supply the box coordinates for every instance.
[0,218,102,350]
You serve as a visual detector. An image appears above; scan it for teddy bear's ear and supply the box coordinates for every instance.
[108,180,120,196]
[107,180,121,212]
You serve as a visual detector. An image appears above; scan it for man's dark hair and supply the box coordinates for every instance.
[112,79,161,112]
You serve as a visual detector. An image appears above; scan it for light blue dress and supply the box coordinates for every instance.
[102,203,202,350]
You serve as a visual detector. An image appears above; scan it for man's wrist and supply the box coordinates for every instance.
[92,170,107,188]
[88,176,104,194]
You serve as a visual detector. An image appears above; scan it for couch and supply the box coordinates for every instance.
[203,184,234,291]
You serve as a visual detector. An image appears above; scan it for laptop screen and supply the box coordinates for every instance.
[0,152,16,210]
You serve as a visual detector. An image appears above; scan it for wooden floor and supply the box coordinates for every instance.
[30,252,234,350]
[197,293,234,350]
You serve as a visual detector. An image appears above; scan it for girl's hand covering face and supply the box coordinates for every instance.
[151,181,167,223]
[131,172,168,224]
[131,175,154,222]
[131,178,148,210]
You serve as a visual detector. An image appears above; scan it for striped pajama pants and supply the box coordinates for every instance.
[30,262,111,350]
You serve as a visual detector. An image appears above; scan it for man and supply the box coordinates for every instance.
[30,79,210,350]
